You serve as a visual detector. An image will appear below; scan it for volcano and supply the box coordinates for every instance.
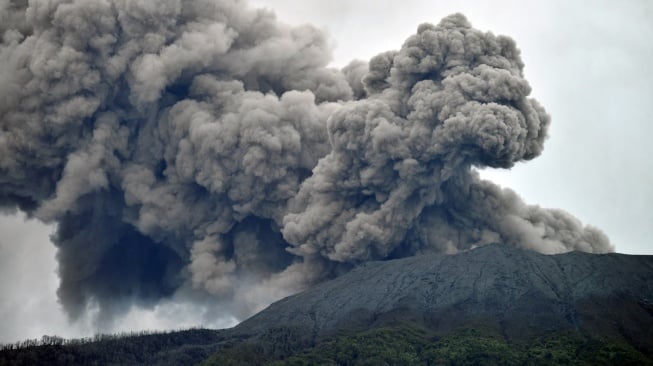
[4,244,652,365]
[213,244,653,364]
[236,244,653,343]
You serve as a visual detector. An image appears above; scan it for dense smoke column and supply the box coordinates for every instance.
[0,0,351,320]
[282,14,612,261]
[0,0,611,324]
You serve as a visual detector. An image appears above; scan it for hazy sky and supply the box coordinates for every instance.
[1,0,651,343]
[249,0,653,255]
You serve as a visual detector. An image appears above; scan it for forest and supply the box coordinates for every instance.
[3,324,651,365]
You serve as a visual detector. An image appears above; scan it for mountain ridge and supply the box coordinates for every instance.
[3,244,653,365]
[235,244,653,344]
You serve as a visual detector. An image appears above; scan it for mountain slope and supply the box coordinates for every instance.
[3,244,653,365]
[235,244,653,347]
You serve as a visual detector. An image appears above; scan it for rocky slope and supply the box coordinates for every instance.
[4,244,653,365]
[236,244,653,348]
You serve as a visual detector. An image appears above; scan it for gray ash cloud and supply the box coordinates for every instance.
[0,0,611,324]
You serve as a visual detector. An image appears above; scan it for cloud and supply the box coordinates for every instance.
[0,1,611,328]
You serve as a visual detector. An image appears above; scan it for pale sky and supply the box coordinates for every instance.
[1,0,652,344]
[249,0,653,256]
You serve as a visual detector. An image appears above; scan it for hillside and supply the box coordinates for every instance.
[236,244,653,343]
[3,244,653,365]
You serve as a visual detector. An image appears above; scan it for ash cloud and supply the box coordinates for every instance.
[0,0,612,325]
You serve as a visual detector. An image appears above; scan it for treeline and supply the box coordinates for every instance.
[1,329,187,351]
[204,326,653,366]
[0,328,227,365]
[5,324,652,365]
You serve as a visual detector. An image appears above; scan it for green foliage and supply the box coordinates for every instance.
[206,326,653,366]
[270,326,427,366]
[422,328,520,366]
[201,326,313,366]
[3,325,652,365]
[0,328,226,366]
[570,337,652,366]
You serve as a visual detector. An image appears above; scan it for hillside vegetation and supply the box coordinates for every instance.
[0,329,227,365]
[3,324,651,365]
[3,245,652,365]
[204,325,653,366]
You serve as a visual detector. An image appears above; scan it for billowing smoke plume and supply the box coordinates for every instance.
[0,0,611,324]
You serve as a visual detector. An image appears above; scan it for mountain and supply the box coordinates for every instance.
[3,244,653,365]
[217,244,653,364]
[236,244,653,341]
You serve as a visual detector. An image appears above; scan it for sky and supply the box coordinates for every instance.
[1,0,652,344]
[248,0,653,255]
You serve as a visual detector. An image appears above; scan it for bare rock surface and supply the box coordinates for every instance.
[236,244,653,343]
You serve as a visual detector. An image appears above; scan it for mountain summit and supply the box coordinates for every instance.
[236,244,653,347]
[3,244,653,365]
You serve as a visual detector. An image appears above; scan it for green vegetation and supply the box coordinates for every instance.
[204,326,653,366]
[3,325,652,365]
[0,328,227,365]
[200,326,313,366]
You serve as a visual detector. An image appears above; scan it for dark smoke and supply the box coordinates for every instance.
[0,0,611,324]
